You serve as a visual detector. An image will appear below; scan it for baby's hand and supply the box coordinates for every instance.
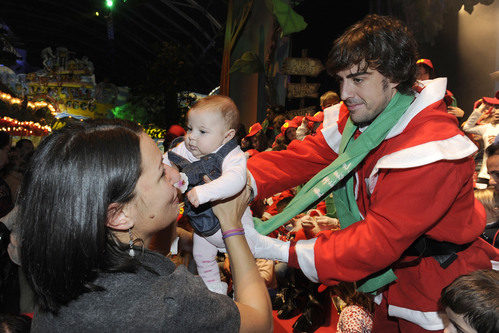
[163,164,180,185]
[187,188,200,208]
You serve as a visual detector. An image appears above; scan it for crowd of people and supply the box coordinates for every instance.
[0,13,498,333]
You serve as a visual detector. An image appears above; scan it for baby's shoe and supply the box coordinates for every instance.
[206,281,228,295]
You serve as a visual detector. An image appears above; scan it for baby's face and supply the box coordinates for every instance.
[185,108,231,158]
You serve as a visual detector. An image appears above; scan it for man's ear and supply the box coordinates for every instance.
[222,129,236,144]
[106,202,134,231]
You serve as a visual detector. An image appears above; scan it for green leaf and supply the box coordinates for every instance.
[271,0,307,35]
[229,51,264,74]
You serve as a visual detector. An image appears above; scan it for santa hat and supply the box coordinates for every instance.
[305,111,324,123]
[416,58,434,70]
[246,122,262,138]
[167,124,186,137]
[483,90,499,106]
[280,116,303,136]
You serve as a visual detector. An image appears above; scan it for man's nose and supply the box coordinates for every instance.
[340,81,353,101]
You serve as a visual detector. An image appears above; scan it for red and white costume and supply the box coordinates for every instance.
[248,78,499,331]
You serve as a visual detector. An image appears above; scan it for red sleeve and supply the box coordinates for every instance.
[247,131,338,200]
[313,158,484,285]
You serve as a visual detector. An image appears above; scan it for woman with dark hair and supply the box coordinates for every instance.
[0,131,13,218]
[17,120,272,332]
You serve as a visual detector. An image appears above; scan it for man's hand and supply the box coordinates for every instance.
[186,187,200,208]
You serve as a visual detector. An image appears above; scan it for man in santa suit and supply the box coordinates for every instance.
[247,14,499,332]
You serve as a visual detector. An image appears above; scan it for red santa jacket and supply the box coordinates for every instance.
[248,78,499,330]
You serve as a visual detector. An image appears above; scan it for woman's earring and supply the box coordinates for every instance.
[128,228,135,257]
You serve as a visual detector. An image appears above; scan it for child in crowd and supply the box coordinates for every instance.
[163,95,271,294]
[332,282,374,333]
[440,269,498,333]
[462,93,499,188]
[474,188,499,247]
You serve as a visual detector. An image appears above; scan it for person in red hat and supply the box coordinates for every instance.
[416,58,464,118]
[416,58,434,81]
[242,122,269,155]
[247,15,498,332]
[163,124,187,152]
[280,116,303,145]
[463,90,499,188]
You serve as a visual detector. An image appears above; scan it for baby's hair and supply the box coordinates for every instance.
[474,188,497,213]
[190,95,240,130]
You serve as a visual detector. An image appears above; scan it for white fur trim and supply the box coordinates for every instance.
[386,78,447,139]
[374,293,383,305]
[321,103,342,154]
[295,238,319,282]
[368,135,477,183]
[388,306,444,331]
[321,78,448,155]
[492,260,499,271]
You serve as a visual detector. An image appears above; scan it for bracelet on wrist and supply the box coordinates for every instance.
[222,228,244,236]
[222,231,245,240]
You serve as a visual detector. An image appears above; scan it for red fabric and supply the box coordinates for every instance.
[288,240,299,269]
[248,131,338,200]
[373,295,441,333]
[316,201,327,215]
[272,309,339,333]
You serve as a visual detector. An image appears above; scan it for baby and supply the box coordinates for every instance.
[164,95,270,294]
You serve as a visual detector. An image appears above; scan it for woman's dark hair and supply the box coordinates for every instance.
[326,14,418,95]
[440,270,499,333]
[0,132,10,150]
[18,119,143,313]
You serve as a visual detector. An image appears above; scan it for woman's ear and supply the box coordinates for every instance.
[222,129,236,144]
[106,202,134,231]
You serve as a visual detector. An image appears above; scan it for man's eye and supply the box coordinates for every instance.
[200,130,206,134]
[353,78,363,83]
[186,127,192,132]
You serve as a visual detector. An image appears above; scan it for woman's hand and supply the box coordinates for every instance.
[211,178,251,231]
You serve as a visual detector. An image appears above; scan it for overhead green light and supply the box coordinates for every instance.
[106,0,114,8]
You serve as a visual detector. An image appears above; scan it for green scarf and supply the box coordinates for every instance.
[254,92,414,293]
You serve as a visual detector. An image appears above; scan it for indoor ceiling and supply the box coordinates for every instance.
[0,0,228,92]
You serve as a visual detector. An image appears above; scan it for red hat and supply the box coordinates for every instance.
[483,90,499,106]
[416,58,434,70]
[305,111,324,123]
[280,116,303,136]
[246,122,262,138]
[167,124,186,137]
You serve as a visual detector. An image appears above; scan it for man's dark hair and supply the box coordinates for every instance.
[440,270,499,333]
[18,119,144,313]
[326,14,418,95]
[486,142,499,157]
